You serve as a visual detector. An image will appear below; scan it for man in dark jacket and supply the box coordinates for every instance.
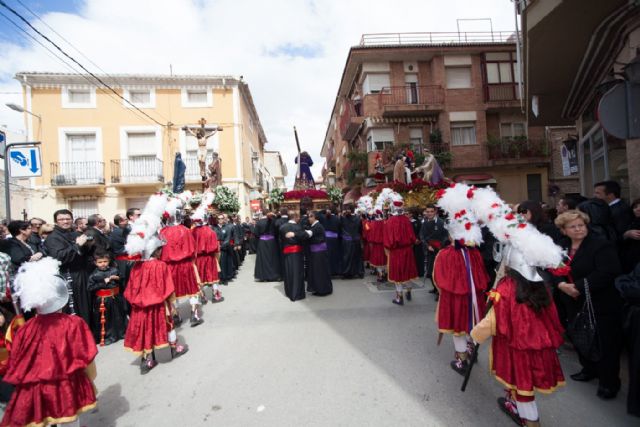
[419,204,448,294]
[84,214,111,260]
[44,209,92,326]
[595,180,633,241]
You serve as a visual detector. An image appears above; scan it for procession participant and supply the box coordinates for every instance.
[467,185,566,427]
[159,202,204,327]
[2,257,98,427]
[280,212,311,301]
[212,213,234,285]
[87,251,128,345]
[382,192,418,305]
[275,208,290,274]
[191,207,223,303]
[247,215,258,254]
[306,211,333,296]
[232,215,244,267]
[44,209,92,326]
[340,205,364,279]
[319,208,342,277]
[409,209,425,278]
[356,197,374,273]
[254,210,282,282]
[368,205,387,283]
[433,184,489,375]
[83,214,111,259]
[420,204,449,297]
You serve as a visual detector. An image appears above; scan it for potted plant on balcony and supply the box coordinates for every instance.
[487,134,504,159]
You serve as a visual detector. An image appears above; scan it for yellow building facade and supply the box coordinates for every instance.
[15,73,273,221]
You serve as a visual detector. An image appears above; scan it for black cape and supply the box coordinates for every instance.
[307,222,333,296]
[319,212,342,276]
[279,222,309,301]
[87,266,128,344]
[254,217,282,281]
[213,224,234,282]
[340,215,364,278]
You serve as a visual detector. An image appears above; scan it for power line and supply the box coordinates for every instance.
[0,0,167,128]
[13,0,172,124]
[0,10,159,127]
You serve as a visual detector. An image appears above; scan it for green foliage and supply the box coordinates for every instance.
[434,151,453,166]
[268,188,285,205]
[326,186,343,205]
[213,186,240,213]
[429,129,442,144]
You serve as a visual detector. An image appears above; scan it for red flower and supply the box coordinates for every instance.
[548,265,571,277]
[491,203,500,208]
[454,209,466,219]
[435,189,446,200]
[504,233,510,239]
[136,232,145,238]
[162,211,170,220]
[504,213,515,221]
[464,222,471,230]
[466,188,475,199]
[517,223,527,229]
[488,214,494,221]
[449,182,457,188]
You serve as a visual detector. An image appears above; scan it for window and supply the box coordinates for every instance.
[181,88,213,107]
[366,128,394,152]
[409,128,423,151]
[527,174,542,202]
[363,73,390,94]
[446,67,472,89]
[127,132,157,160]
[124,88,155,108]
[69,199,98,219]
[451,122,477,146]
[62,87,96,108]
[483,52,519,101]
[67,133,97,162]
[60,131,103,184]
[500,123,526,139]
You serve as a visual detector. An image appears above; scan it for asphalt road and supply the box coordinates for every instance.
[80,254,635,426]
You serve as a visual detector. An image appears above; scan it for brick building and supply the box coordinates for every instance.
[320,31,551,204]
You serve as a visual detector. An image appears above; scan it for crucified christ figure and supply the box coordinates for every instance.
[183,118,223,179]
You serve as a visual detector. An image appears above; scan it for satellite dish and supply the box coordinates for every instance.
[598,81,640,139]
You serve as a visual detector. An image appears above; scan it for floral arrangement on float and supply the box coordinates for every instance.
[326,186,344,206]
[213,186,240,213]
[283,189,328,200]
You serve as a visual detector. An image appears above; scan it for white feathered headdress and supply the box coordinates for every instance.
[436,183,482,245]
[125,193,169,258]
[14,257,68,314]
[356,196,373,215]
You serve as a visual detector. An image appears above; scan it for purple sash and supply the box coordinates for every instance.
[310,242,328,253]
[325,231,338,239]
[260,234,275,241]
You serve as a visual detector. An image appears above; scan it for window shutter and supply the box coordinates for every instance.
[127,132,156,157]
[366,74,390,93]
[446,67,472,88]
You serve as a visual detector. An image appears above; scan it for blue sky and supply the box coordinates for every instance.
[0,0,81,45]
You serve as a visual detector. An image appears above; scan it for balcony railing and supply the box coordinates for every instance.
[50,161,105,186]
[360,31,517,47]
[111,157,164,184]
[183,155,213,182]
[339,100,363,142]
[487,138,548,160]
[379,85,445,108]
[484,83,522,102]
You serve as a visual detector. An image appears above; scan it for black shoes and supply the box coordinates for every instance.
[597,387,618,400]
[428,288,437,294]
[190,314,204,327]
[570,370,596,382]
[392,297,404,306]
[140,357,158,375]
[405,290,412,301]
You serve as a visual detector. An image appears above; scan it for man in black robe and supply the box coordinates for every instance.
[279,212,310,301]
[254,211,282,282]
[44,209,92,326]
[274,208,290,274]
[319,208,342,277]
[340,207,364,279]
[212,214,234,285]
[419,204,449,296]
[409,211,425,278]
[307,211,333,296]
[248,217,258,254]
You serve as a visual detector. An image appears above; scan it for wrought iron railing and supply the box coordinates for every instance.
[487,138,548,160]
[360,31,517,47]
[379,85,445,107]
[50,161,105,186]
[110,157,164,184]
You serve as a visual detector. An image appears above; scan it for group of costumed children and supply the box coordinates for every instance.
[0,191,225,427]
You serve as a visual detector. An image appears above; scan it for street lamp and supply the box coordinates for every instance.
[5,103,41,120]
[326,171,336,187]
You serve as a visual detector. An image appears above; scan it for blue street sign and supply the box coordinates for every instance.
[8,146,42,178]
[0,131,5,159]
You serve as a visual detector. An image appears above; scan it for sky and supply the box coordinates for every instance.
[0,0,517,185]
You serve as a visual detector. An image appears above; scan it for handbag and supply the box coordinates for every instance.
[567,279,602,362]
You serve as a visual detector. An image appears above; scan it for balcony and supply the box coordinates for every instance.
[378,85,444,117]
[183,155,212,182]
[484,83,522,107]
[339,99,364,142]
[111,157,164,184]
[50,162,105,187]
[487,138,549,162]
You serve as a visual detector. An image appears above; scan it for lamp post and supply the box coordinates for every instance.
[326,171,336,187]
[5,103,41,141]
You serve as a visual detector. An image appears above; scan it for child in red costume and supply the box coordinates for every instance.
[1,258,98,427]
[368,211,387,283]
[191,206,224,303]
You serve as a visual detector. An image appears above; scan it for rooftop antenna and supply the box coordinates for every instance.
[169,64,173,76]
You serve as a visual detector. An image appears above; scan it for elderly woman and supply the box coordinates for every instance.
[554,210,622,400]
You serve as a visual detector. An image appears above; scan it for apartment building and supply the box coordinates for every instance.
[14,73,275,219]
[264,150,288,190]
[522,0,640,200]
[320,31,551,204]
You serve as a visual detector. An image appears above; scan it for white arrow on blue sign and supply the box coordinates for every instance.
[8,146,42,178]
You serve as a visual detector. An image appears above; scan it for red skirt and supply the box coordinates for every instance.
[387,245,417,283]
[437,288,486,334]
[124,303,170,355]
[369,242,386,267]
[166,259,200,298]
[1,369,96,427]
[363,241,370,262]
[196,254,219,284]
[491,336,565,395]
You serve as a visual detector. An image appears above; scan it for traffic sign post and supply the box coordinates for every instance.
[4,141,41,221]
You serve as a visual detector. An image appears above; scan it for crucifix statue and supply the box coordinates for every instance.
[182,118,223,179]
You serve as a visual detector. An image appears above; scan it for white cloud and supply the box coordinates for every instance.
[0,0,516,185]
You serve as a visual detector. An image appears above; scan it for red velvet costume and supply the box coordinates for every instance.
[362,219,370,263]
[159,225,200,298]
[1,313,97,427]
[433,245,488,334]
[192,225,220,284]
[124,259,175,355]
[489,276,565,395]
[383,215,418,283]
[368,219,387,268]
